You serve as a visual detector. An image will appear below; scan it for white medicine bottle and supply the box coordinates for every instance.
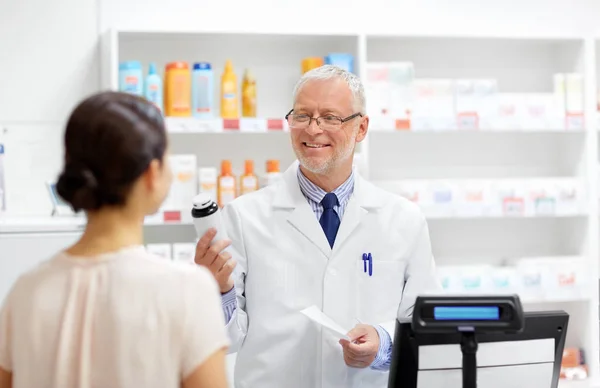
[191,193,229,243]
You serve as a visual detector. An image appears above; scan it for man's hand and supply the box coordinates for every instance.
[194,228,236,293]
[339,324,380,368]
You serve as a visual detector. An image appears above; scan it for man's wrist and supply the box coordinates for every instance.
[221,285,234,295]
[370,325,392,369]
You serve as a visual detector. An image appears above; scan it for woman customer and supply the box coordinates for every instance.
[0,91,230,388]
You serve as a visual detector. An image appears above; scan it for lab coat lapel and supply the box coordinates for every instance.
[333,175,382,251]
[273,161,332,257]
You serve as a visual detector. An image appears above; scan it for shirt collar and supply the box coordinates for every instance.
[296,166,355,206]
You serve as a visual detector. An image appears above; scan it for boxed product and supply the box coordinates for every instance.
[553,178,585,216]
[542,256,588,301]
[438,265,493,294]
[490,93,522,131]
[554,73,585,130]
[411,79,456,131]
[365,62,415,127]
[489,180,527,217]
[420,180,456,218]
[146,244,172,260]
[488,266,519,294]
[172,243,196,265]
[515,258,547,301]
[523,93,564,130]
[198,167,218,201]
[560,348,588,380]
[526,179,557,217]
[454,79,498,130]
[454,180,492,217]
[161,154,197,222]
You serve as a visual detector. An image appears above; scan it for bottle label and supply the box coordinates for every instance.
[173,73,190,112]
[147,83,162,111]
[222,81,237,113]
[123,75,140,94]
[219,176,236,206]
[241,176,258,195]
[194,73,211,113]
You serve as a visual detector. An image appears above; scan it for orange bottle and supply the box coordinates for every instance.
[301,57,324,74]
[240,160,259,195]
[217,160,236,207]
[266,159,280,174]
[262,159,282,187]
[164,62,191,117]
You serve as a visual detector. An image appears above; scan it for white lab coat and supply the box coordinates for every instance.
[221,161,440,388]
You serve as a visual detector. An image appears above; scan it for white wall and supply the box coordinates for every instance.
[99,0,600,37]
[2,0,600,216]
[0,0,100,215]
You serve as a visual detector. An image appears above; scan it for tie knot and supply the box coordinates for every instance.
[321,193,339,210]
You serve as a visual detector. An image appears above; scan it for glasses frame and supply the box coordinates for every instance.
[285,109,363,131]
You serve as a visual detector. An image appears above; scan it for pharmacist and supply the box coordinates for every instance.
[194,65,440,388]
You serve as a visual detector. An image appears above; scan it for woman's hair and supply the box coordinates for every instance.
[56,91,167,212]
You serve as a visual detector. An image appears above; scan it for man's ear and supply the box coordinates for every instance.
[356,115,369,143]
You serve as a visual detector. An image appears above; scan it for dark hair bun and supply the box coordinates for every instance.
[56,91,167,213]
[56,165,100,211]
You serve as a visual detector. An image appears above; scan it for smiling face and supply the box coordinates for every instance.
[290,78,368,176]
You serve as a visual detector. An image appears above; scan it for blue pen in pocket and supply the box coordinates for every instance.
[368,253,373,276]
[362,253,368,273]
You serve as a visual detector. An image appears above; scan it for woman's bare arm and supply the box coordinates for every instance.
[0,367,11,388]
[182,348,229,388]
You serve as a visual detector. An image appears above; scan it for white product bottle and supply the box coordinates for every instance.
[191,193,229,243]
[198,167,218,201]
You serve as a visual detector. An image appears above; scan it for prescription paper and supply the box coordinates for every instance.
[300,305,351,340]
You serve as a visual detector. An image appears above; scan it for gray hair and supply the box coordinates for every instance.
[292,65,366,114]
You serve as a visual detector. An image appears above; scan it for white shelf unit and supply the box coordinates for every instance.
[103,30,600,385]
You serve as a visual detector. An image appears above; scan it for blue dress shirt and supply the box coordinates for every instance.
[220,168,393,370]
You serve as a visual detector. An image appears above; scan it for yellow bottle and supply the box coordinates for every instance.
[240,160,259,195]
[220,60,239,118]
[242,69,257,117]
[301,57,324,74]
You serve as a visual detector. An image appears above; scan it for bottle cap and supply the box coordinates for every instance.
[119,61,142,71]
[221,160,232,175]
[148,62,158,75]
[243,69,255,82]
[192,193,214,209]
[244,160,254,174]
[193,62,212,70]
[266,159,280,173]
[166,61,189,71]
[224,59,234,73]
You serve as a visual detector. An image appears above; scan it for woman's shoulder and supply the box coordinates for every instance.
[137,251,219,292]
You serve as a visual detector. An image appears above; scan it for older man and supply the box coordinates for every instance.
[195,65,440,388]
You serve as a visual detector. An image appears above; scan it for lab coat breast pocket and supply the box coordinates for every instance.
[355,259,407,323]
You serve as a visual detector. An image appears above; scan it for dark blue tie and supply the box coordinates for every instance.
[320,193,340,248]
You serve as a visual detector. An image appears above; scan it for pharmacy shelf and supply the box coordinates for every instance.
[558,379,600,388]
[369,132,585,180]
[104,30,360,118]
[165,117,289,134]
[100,30,600,385]
[560,380,597,388]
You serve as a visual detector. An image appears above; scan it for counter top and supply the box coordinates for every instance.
[0,216,86,234]
[0,214,193,234]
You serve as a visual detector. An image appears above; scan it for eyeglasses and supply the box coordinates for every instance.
[285,109,363,131]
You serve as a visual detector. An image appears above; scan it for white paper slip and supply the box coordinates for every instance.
[300,305,350,340]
